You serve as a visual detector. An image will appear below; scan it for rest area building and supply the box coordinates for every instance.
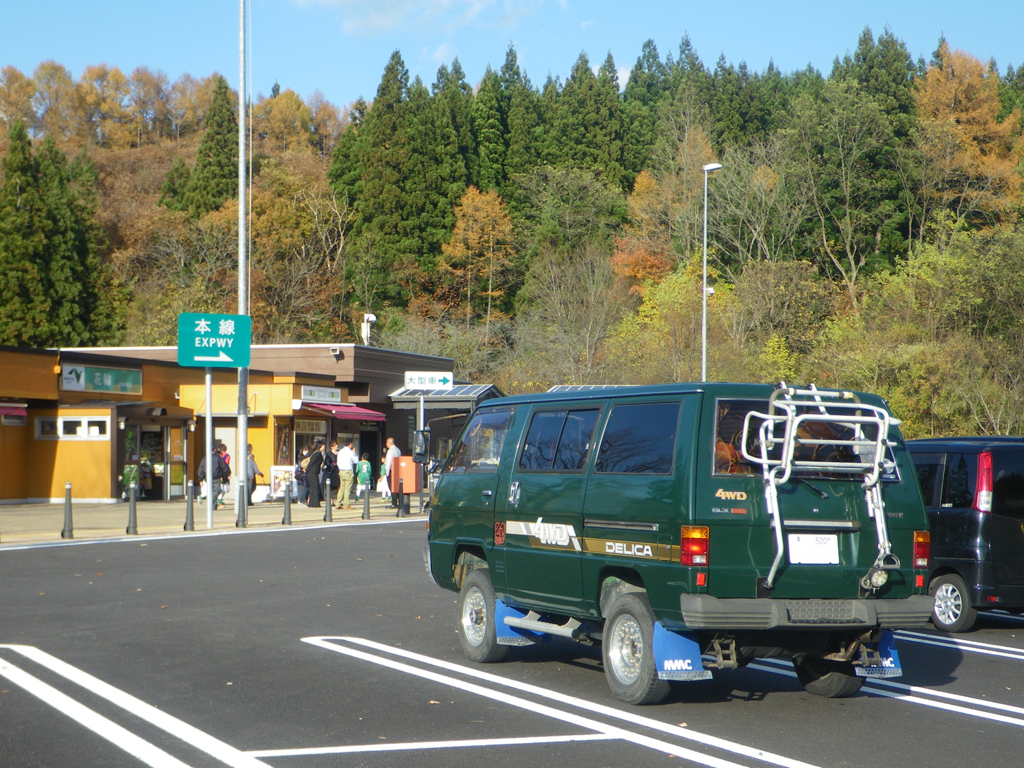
[0,344,453,504]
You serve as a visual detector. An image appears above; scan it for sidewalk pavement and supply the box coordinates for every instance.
[0,493,424,548]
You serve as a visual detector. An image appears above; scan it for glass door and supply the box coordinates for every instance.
[168,426,186,499]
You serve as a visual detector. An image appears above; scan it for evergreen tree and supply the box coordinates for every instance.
[158,157,191,211]
[555,53,625,188]
[622,40,667,179]
[327,98,368,213]
[0,120,49,345]
[472,68,505,192]
[182,75,238,218]
[358,51,412,295]
[498,44,540,197]
[432,60,474,196]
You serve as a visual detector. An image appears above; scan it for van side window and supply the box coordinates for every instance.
[912,454,943,507]
[941,453,976,508]
[445,408,513,474]
[595,403,679,474]
[520,409,601,471]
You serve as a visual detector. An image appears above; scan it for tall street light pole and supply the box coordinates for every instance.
[702,162,722,382]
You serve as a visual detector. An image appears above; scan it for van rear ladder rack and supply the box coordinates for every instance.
[740,384,900,590]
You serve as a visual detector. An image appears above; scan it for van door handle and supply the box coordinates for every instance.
[482,490,493,497]
[508,481,521,506]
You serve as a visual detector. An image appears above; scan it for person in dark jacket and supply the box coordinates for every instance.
[305,441,324,507]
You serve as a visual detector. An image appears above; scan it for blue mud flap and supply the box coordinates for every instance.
[494,599,546,646]
[653,623,713,681]
[855,630,902,678]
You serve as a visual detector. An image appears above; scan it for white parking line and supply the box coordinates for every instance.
[0,657,193,768]
[249,733,613,758]
[749,659,1024,727]
[304,636,823,768]
[896,630,1024,661]
[0,645,271,768]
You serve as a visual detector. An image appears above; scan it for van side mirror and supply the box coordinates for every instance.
[413,429,429,464]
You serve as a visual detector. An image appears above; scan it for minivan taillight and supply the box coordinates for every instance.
[913,530,930,568]
[974,451,993,513]
[680,526,709,566]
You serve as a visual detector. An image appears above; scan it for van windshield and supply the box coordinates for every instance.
[715,398,899,481]
[445,408,513,474]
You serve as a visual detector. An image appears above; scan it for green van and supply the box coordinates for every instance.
[423,383,933,704]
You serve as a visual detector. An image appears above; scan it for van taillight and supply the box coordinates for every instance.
[974,451,993,513]
[913,530,930,568]
[680,526,709,566]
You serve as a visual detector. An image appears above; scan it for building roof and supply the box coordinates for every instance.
[389,384,505,411]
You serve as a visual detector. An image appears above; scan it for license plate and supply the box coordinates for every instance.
[788,533,839,564]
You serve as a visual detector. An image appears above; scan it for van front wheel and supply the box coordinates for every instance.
[602,593,670,705]
[793,657,864,698]
[457,569,508,663]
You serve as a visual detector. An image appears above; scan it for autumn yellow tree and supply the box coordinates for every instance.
[0,67,36,135]
[915,43,1023,232]
[254,89,312,152]
[78,64,133,148]
[440,186,514,345]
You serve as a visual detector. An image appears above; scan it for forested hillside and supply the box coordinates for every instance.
[2,28,1024,437]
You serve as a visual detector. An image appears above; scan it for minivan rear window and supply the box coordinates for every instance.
[595,402,679,474]
[993,453,1024,520]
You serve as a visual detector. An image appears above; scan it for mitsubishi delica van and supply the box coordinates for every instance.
[423,383,933,704]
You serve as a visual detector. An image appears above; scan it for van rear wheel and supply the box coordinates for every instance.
[457,569,508,663]
[793,657,864,698]
[930,574,977,633]
[602,592,670,705]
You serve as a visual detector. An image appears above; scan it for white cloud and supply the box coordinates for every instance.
[296,0,543,35]
[580,19,594,29]
[432,42,457,63]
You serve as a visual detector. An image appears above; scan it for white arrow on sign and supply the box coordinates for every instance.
[194,351,233,363]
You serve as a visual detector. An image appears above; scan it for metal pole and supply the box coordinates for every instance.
[61,482,73,539]
[282,483,292,525]
[323,478,333,522]
[362,482,370,520]
[185,481,195,531]
[397,478,406,518]
[235,0,249,529]
[126,482,138,535]
[236,479,247,527]
[205,368,214,529]
[702,168,709,383]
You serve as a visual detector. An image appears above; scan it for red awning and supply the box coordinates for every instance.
[0,406,27,417]
[301,402,386,422]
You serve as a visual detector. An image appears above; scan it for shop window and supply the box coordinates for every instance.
[36,416,110,441]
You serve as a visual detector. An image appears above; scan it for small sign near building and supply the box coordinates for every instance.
[404,371,454,390]
[177,313,252,368]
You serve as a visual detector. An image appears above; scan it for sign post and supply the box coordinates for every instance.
[404,372,454,514]
[178,313,252,527]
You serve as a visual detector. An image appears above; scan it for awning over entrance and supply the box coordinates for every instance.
[301,402,387,422]
[389,384,504,411]
[0,405,28,417]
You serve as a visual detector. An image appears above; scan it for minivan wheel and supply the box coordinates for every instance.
[457,569,508,663]
[930,574,978,633]
[602,592,670,705]
[793,657,864,698]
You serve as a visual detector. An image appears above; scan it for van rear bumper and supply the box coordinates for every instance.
[678,594,934,631]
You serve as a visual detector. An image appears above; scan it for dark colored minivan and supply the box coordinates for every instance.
[907,437,1024,632]
[425,383,933,703]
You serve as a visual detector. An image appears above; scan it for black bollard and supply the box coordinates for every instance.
[397,479,406,518]
[61,482,74,539]
[362,483,370,520]
[323,479,333,522]
[184,481,195,531]
[126,482,138,535]
[282,485,292,525]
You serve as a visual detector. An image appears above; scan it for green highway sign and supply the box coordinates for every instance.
[177,313,252,368]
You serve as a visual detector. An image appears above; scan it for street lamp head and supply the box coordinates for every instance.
[703,163,723,173]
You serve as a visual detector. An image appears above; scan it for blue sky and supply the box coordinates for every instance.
[2,1,1020,110]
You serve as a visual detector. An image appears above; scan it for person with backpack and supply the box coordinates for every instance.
[294,445,310,505]
[198,444,230,510]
